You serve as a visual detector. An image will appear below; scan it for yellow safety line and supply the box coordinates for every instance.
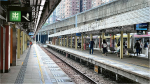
[35,46,45,84]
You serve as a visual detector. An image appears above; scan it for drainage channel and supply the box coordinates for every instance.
[46,47,139,84]
[15,48,31,84]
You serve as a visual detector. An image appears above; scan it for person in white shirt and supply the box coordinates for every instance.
[144,40,149,57]
[138,39,143,55]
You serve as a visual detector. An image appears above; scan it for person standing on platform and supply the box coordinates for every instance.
[138,39,143,55]
[102,40,108,56]
[30,41,32,47]
[134,40,140,56]
[89,39,95,54]
[144,40,149,57]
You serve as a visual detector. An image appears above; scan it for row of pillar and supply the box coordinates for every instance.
[0,24,30,73]
[50,31,131,59]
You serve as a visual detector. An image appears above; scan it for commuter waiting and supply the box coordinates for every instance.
[89,39,95,54]
[144,40,149,57]
[102,40,108,56]
[134,40,140,56]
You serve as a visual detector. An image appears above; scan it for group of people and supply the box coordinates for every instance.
[89,38,150,57]
[27,41,32,47]
[89,39,108,56]
[134,39,149,56]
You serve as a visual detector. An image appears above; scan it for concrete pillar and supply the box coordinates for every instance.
[63,36,65,47]
[21,31,23,55]
[75,36,77,50]
[67,36,68,48]
[10,28,13,66]
[102,32,105,41]
[38,33,39,42]
[0,26,4,73]
[90,34,92,41]
[127,33,130,55]
[120,31,123,59]
[23,32,25,51]
[12,24,17,66]
[17,29,20,59]
[99,35,101,51]
[61,37,62,46]
[5,24,10,72]
[81,34,83,50]
[71,35,72,48]
[59,38,60,46]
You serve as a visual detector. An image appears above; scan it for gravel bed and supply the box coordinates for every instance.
[42,47,116,84]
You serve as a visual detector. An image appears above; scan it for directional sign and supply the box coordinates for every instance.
[7,7,32,22]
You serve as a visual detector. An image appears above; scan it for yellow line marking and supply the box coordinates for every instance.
[22,62,23,65]
[35,46,45,84]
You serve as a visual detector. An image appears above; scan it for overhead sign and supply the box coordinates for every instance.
[7,7,32,22]
[29,32,34,35]
[135,23,148,31]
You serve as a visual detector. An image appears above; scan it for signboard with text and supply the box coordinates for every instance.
[7,7,32,22]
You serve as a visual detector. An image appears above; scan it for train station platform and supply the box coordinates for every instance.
[0,44,74,84]
[47,44,150,84]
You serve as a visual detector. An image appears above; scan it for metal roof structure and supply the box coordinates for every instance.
[0,0,61,35]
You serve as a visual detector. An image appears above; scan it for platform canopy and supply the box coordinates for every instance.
[0,0,61,35]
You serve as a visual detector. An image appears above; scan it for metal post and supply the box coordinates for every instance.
[17,29,20,59]
[38,33,39,42]
[63,36,65,47]
[71,35,72,48]
[61,37,62,46]
[75,36,77,50]
[81,34,83,50]
[120,31,123,59]
[127,33,130,55]
[90,34,92,41]
[67,36,68,47]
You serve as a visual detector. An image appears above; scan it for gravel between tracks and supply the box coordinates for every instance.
[41,47,116,84]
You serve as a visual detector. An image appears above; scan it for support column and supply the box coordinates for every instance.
[0,26,4,73]
[81,34,83,50]
[90,34,92,41]
[61,37,62,46]
[21,31,23,55]
[5,24,10,72]
[102,32,105,41]
[75,36,77,50]
[12,24,17,66]
[59,38,60,46]
[99,35,101,51]
[17,29,20,59]
[120,31,123,59]
[127,33,130,55]
[23,32,25,51]
[71,35,72,48]
[10,27,13,66]
[63,36,65,47]
[24,34,26,50]
[38,33,39,42]
[67,36,68,47]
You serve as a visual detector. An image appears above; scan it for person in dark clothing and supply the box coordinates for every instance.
[89,39,95,54]
[102,40,108,56]
[134,40,140,56]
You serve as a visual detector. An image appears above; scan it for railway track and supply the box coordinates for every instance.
[42,47,115,84]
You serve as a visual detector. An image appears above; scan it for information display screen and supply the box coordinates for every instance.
[135,23,148,30]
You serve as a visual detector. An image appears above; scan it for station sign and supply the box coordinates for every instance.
[7,7,32,22]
